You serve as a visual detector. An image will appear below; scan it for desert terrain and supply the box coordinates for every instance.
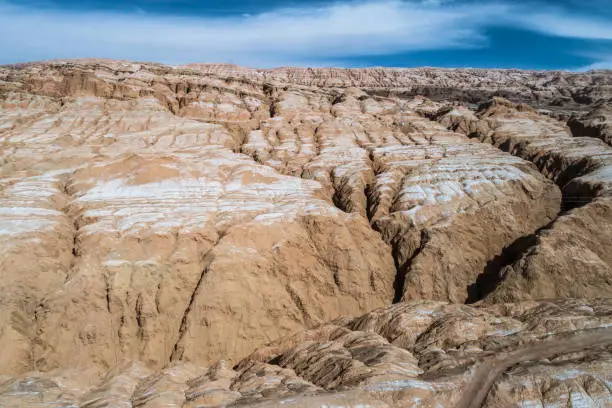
[0,60,611,407]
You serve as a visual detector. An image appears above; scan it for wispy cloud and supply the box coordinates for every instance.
[576,53,612,71]
[517,11,612,41]
[579,60,612,71]
[0,0,610,67]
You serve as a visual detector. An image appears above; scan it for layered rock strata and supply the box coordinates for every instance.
[434,97,612,301]
[569,100,612,146]
[1,60,611,407]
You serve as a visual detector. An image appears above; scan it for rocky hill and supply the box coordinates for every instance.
[0,60,611,407]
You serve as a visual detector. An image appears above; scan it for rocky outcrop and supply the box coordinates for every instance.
[486,197,612,302]
[4,60,611,112]
[241,88,561,303]
[0,63,561,360]
[1,60,611,407]
[182,63,611,111]
[0,71,401,374]
[1,299,611,407]
[569,100,612,146]
[433,97,612,302]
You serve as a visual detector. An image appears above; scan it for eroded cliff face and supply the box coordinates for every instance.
[0,60,611,407]
[432,97,612,302]
[569,100,612,146]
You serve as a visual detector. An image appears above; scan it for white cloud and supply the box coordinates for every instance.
[577,59,612,71]
[517,12,612,41]
[0,0,498,66]
[0,0,610,67]
[570,50,612,72]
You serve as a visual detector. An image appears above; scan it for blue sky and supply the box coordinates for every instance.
[1,0,611,70]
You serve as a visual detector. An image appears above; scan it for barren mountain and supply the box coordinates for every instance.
[0,60,611,407]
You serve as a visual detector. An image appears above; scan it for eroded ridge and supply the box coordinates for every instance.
[20,148,398,373]
[180,63,611,110]
[1,77,399,373]
[434,97,612,301]
[0,175,74,374]
[569,100,612,146]
[241,88,561,303]
[1,299,611,408]
[366,109,559,304]
[0,61,570,376]
[0,60,607,405]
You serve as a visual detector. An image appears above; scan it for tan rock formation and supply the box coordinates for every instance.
[241,89,561,304]
[0,64,401,374]
[1,299,611,407]
[569,100,612,146]
[181,63,611,110]
[1,60,611,407]
[433,97,612,302]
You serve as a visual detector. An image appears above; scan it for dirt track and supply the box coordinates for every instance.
[454,327,612,408]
